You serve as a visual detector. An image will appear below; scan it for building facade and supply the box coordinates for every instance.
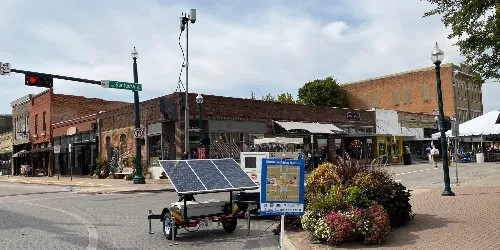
[98,93,377,178]
[27,89,127,176]
[10,95,32,175]
[0,131,13,175]
[343,63,483,123]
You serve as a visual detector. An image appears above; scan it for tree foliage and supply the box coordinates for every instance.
[261,93,275,102]
[297,77,349,108]
[277,92,295,104]
[424,0,500,82]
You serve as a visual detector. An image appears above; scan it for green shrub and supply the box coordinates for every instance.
[345,186,370,208]
[352,172,380,191]
[364,180,412,227]
[307,185,345,215]
[125,170,136,181]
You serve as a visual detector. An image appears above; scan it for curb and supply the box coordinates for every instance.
[76,188,176,195]
[284,233,299,250]
[0,179,106,188]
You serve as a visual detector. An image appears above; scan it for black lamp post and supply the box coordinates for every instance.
[431,42,454,196]
[131,47,145,184]
[196,93,204,148]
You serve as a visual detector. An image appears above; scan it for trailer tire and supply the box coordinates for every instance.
[162,212,177,240]
[222,218,237,233]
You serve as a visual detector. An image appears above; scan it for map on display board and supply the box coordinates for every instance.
[260,158,305,216]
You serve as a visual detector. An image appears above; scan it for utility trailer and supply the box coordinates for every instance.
[147,158,258,241]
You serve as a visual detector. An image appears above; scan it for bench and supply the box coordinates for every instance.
[114,167,134,178]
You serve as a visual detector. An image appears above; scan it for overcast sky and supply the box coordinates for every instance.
[0,0,498,115]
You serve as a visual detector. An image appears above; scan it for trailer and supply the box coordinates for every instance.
[147,158,258,242]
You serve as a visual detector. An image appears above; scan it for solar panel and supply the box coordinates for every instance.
[159,158,258,195]
[212,159,257,188]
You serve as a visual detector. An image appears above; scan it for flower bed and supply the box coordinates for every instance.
[297,161,412,245]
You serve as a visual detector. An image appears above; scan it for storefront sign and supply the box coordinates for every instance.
[54,146,61,154]
[67,127,77,136]
[346,112,361,122]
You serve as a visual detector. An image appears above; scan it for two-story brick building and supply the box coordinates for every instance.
[28,89,127,176]
[342,63,483,123]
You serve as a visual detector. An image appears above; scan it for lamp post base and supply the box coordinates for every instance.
[133,175,146,184]
[441,190,455,196]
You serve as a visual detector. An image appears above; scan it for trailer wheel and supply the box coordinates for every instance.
[222,218,237,233]
[162,212,177,240]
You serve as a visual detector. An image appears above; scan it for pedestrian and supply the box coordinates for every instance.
[430,145,440,168]
[425,145,431,161]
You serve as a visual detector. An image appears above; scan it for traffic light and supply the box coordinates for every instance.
[25,73,53,88]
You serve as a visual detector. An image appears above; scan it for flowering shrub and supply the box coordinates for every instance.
[352,172,381,190]
[324,208,362,244]
[307,185,345,214]
[306,163,340,197]
[301,210,329,240]
[361,202,391,244]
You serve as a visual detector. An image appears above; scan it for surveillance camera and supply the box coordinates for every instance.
[180,17,185,31]
[190,9,196,23]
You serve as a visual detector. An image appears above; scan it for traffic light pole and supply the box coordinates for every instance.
[10,69,101,85]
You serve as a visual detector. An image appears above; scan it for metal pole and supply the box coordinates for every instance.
[434,62,454,196]
[184,22,190,159]
[69,144,72,182]
[280,215,285,250]
[133,57,145,184]
[198,102,202,147]
[455,138,459,185]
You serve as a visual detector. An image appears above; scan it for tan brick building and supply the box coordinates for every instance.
[342,63,483,123]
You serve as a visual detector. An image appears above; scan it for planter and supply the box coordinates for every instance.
[108,174,115,179]
[144,173,151,179]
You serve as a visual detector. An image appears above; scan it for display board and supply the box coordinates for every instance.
[160,158,258,195]
[260,159,305,215]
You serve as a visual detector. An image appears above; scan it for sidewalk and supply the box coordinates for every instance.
[0,175,175,194]
[286,185,500,249]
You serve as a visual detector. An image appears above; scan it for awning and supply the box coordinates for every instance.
[253,137,304,145]
[0,148,12,155]
[274,121,345,134]
[12,150,28,158]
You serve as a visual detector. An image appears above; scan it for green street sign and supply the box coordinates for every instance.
[101,80,142,91]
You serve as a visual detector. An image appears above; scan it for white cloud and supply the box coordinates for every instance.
[0,0,497,114]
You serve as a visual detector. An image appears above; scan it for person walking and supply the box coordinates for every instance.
[425,145,432,162]
[430,145,440,168]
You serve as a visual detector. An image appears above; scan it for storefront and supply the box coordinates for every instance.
[53,131,97,176]
[375,135,404,163]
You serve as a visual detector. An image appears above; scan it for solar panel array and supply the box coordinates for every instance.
[159,158,258,194]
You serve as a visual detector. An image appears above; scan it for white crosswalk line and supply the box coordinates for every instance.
[406,172,413,174]
[413,171,418,173]
[401,173,406,175]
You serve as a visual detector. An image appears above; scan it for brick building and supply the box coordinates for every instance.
[343,63,483,123]
[28,89,127,176]
[98,92,377,178]
[10,94,32,175]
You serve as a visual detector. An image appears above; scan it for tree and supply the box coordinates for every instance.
[423,0,499,82]
[277,92,295,104]
[262,93,275,102]
[297,77,349,108]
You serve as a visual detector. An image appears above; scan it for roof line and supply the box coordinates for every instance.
[342,63,454,87]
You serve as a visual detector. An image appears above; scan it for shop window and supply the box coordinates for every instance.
[148,135,162,166]
[378,141,386,155]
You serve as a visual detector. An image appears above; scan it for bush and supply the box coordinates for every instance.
[306,163,340,197]
[364,180,412,227]
[301,210,329,240]
[361,202,391,244]
[125,170,136,181]
[96,157,109,173]
[307,185,345,214]
[273,215,303,235]
[345,186,370,208]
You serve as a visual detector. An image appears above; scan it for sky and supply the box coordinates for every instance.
[0,0,498,115]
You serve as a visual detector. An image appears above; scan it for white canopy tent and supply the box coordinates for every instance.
[253,137,304,145]
[432,111,500,139]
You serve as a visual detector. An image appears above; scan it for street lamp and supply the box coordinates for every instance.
[196,93,204,149]
[431,42,454,196]
[131,47,145,184]
[180,9,196,159]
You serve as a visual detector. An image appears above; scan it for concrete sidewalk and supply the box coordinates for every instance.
[0,175,175,194]
[285,185,500,249]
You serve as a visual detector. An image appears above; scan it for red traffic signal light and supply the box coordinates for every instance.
[25,74,53,88]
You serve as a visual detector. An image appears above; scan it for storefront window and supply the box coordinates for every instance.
[148,135,162,167]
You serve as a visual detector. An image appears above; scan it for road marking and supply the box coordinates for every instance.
[419,170,424,172]
[24,201,98,250]
[400,173,406,175]
[413,171,418,173]
[406,172,413,174]
[426,169,431,170]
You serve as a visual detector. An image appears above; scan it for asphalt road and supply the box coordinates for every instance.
[0,186,279,250]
